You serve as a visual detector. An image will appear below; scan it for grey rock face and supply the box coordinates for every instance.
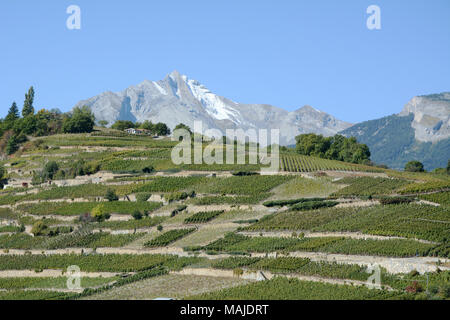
[339,92,450,170]
[399,92,450,142]
[74,71,352,145]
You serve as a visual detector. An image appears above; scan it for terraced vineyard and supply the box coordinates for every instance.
[280,154,381,173]
[399,181,450,194]
[331,177,410,197]
[193,233,438,258]
[191,277,413,300]
[184,210,224,224]
[244,204,450,243]
[419,191,450,205]
[0,130,448,301]
[17,201,163,216]
[144,228,196,247]
[0,232,145,250]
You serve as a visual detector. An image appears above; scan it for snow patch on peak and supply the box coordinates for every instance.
[185,77,241,122]
[152,81,167,95]
[75,71,354,146]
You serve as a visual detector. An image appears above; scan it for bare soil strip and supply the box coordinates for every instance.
[237,231,439,245]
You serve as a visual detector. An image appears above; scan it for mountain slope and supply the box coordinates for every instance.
[399,92,450,142]
[341,93,450,170]
[74,71,352,145]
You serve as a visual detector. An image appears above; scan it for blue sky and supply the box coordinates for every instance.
[1,0,449,123]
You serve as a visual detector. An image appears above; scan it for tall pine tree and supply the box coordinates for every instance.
[5,102,19,123]
[22,86,35,117]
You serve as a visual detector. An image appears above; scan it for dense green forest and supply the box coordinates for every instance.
[295,133,371,165]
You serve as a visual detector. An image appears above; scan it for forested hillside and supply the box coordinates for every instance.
[340,114,450,170]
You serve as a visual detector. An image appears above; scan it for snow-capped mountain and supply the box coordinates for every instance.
[74,71,352,145]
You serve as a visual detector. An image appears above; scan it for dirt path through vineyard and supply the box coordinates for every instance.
[237,231,438,245]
